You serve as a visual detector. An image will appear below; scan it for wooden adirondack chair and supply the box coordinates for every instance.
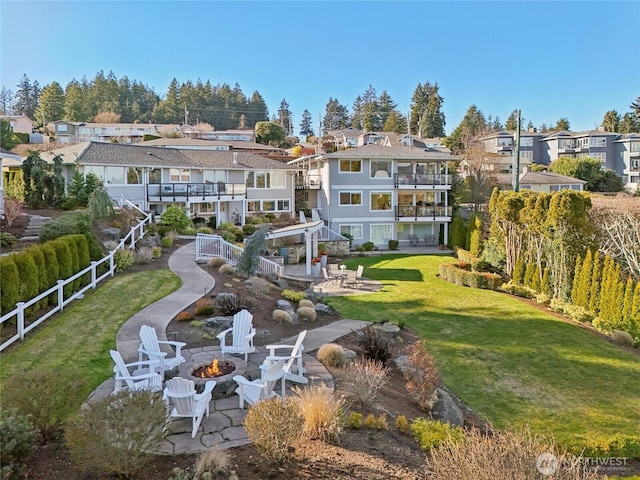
[138,325,186,374]
[216,309,256,361]
[261,330,308,387]
[233,358,286,408]
[163,377,216,438]
[109,350,163,394]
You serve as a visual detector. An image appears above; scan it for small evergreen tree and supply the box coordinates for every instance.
[0,256,20,315]
[523,262,537,289]
[448,214,467,250]
[588,251,603,314]
[541,267,552,296]
[237,230,266,277]
[571,255,583,306]
[160,205,192,233]
[573,250,593,309]
[512,258,525,285]
[530,264,541,292]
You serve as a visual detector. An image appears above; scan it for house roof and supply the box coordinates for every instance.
[322,144,456,160]
[76,142,298,170]
[38,142,91,163]
[0,114,33,122]
[140,138,232,148]
[520,171,587,185]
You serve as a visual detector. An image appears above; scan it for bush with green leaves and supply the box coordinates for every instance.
[38,210,104,260]
[347,412,363,429]
[357,241,375,252]
[216,292,256,316]
[388,239,399,250]
[357,325,392,365]
[161,205,192,232]
[296,306,317,322]
[161,235,174,248]
[439,262,503,290]
[65,389,169,478]
[281,289,305,303]
[410,418,465,451]
[114,248,136,271]
[0,231,17,247]
[151,246,162,259]
[500,281,537,299]
[243,397,303,464]
[0,255,20,315]
[0,408,37,479]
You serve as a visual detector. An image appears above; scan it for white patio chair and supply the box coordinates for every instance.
[355,265,364,287]
[344,269,358,288]
[109,349,163,394]
[322,267,339,286]
[260,330,308,387]
[233,358,286,408]
[163,377,216,438]
[138,324,186,374]
[216,309,256,361]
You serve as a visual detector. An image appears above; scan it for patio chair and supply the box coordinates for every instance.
[322,267,339,286]
[260,330,308,386]
[344,269,359,288]
[216,309,256,361]
[110,350,163,394]
[163,377,216,438]
[138,324,186,374]
[409,234,420,246]
[355,265,364,286]
[233,358,286,408]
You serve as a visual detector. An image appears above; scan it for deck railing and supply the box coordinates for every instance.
[395,205,452,219]
[393,173,452,187]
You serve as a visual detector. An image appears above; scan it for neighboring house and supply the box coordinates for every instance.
[494,169,586,193]
[542,129,619,172]
[47,121,182,144]
[74,142,300,226]
[185,129,256,142]
[327,127,363,149]
[0,148,22,217]
[615,133,640,190]
[291,144,456,248]
[139,136,286,155]
[0,114,33,134]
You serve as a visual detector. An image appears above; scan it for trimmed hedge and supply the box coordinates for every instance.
[51,239,72,297]
[27,245,49,309]
[39,211,104,260]
[439,262,503,290]
[12,251,39,315]
[0,256,20,315]
[41,243,60,305]
[70,234,91,288]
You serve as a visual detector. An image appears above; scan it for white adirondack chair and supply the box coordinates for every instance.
[233,358,286,408]
[163,377,216,438]
[355,265,364,286]
[138,325,186,374]
[109,350,163,394]
[216,309,256,361]
[260,330,308,387]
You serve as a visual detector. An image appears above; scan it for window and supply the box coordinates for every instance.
[277,200,290,210]
[590,152,606,162]
[339,159,361,172]
[247,201,260,212]
[263,200,275,211]
[246,170,285,189]
[170,168,190,182]
[340,224,362,239]
[339,191,362,205]
[559,139,575,149]
[127,167,142,184]
[246,200,290,212]
[519,150,533,161]
[590,137,606,147]
[149,169,161,184]
[84,165,104,179]
[204,170,226,183]
[370,192,392,211]
[105,167,125,184]
[630,142,640,153]
[370,224,393,244]
[57,124,67,132]
[520,137,533,147]
[370,160,391,178]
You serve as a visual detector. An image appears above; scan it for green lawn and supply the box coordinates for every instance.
[326,255,640,454]
[0,269,181,409]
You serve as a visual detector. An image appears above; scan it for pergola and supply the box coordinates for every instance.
[265,220,324,275]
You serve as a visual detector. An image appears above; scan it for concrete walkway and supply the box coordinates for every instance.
[91,242,372,453]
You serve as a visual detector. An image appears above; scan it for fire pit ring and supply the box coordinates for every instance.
[178,353,247,397]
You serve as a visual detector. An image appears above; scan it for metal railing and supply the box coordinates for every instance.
[294,174,322,189]
[195,234,283,278]
[0,209,152,352]
[395,205,452,219]
[147,182,247,200]
[393,173,452,187]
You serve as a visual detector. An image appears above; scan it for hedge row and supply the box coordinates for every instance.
[39,211,104,261]
[0,235,92,316]
[439,262,503,290]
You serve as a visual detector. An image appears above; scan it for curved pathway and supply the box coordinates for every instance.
[90,241,370,453]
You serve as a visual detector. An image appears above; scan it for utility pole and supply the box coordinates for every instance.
[512,109,521,191]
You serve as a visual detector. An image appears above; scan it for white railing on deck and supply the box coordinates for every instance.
[195,233,283,278]
[0,209,152,352]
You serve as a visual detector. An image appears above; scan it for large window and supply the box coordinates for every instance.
[105,167,124,185]
[246,170,286,189]
[339,224,362,239]
[339,159,361,172]
[520,137,533,147]
[370,224,393,244]
[127,167,142,184]
[630,142,640,153]
[590,152,606,162]
[339,191,362,205]
[149,169,161,184]
[370,160,391,178]
[246,199,290,212]
[370,192,392,211]
[170,168,190,182]
[590,138,606,147]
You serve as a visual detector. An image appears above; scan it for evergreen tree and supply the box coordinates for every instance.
[64,80,90,121]
[410,82,445,138]
[299,109,314,139]
[248,91,269,127]
[0,120,19,150]
[382,111,407,134]
[377,91,396,130]
[554,117,571,131]
[21,151,49,208]
[277,98,293,135]
[14,74,37,117]
[351,95,364,129]
[360,85,380,131]
[448,214,467,250]
[35,81,65,126]
[237,230,266,277]
[152,78,182,124]
[505,110,526,131]
[601,110,621,132]
[512,257,525,285]
[322,97,350,133]
[541,267,552,295]
[443,104,486,154]
[0,86,14,114]
[531,265,541,292]
[573,249,593,309]
[588,251,603,314]
[621,276,635,326]
[523,262,537,288]
[598,256,617,321]
[571,255,583,306]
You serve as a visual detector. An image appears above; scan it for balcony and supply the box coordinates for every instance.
[294,174,322,190]
[147,182,247,201]
[395,205,452,220]
[394,173,452,189]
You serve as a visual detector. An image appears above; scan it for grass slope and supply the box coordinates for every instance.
[326,255,640,453]
[0,269,181,408]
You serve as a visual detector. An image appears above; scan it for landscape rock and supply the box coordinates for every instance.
[202,316,233,332]
[343,348,358,360]
[303,289,318,303]
[427,388,464,427]
[273,278,289,289]
[373,322,400,334]
[102,227,121,239]
[276,299,292,311]
[314,303,332,313]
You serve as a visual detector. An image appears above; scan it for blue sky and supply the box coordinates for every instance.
[1,1,639,135]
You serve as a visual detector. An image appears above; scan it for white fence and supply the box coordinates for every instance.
[195,233,283,278]
[0,210,151,352]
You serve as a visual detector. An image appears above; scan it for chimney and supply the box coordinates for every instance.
[597,126,605,132]
[528,127,537,133]
[232,152,238,165]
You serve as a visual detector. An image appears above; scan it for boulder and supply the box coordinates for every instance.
[102,227,121,239]
[373,322,400,334]
[202,316,233,332]
[303,289,318,303]
[273,278,289,289]
[427,388,464,427]
[314,303,331,313]
[276,299,292,311]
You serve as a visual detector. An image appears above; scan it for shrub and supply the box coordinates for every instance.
[357,325,392,365]
[208,257,226,268]
[39,210,104,260]
[294,385,344,443]
[182,226,197,235]
[0,256,20,315]
[273,309,293,324]
[404,340,441,410]
[216,292,256,316]
[194,298,215,316]
[364,414,377,429]
[242,224,257,236]
[194,449,230,477]
[357,241,375,252]
[161,236,174,248]
[317,343,347,368]
[410,418,465,451]
[563,304,594,323]
[299,299,315,309]
[65,389,169,478]
[135,246,154,264]
[427,427,600,480]
[196,226,213,234]
[296,306,317,322]
[0,409,37,479]
[161,205,192,232]
[114,248,136,272]
[395,415,409,433]
[2,198,23,226]
[536,293,551,305]
[347,412,363,429]
[583,433,640,458]
[176,311,195,322]
[500,281,537,299]
[374,415,388,430]
[342,358,389,407]
[151,246,162,259]
[388,239,399,250]
[243,397,303,464]
[549,298,567,313]
[438,262,503,290]
[611,330,635,346]
[2,367,85,443]
[0,231,17,246]
[281,289,305,303]
[164,230,180,241]
[12,250,38,314]
[219,263,235,275]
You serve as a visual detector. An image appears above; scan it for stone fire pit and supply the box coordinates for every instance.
[178,352,248,398]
